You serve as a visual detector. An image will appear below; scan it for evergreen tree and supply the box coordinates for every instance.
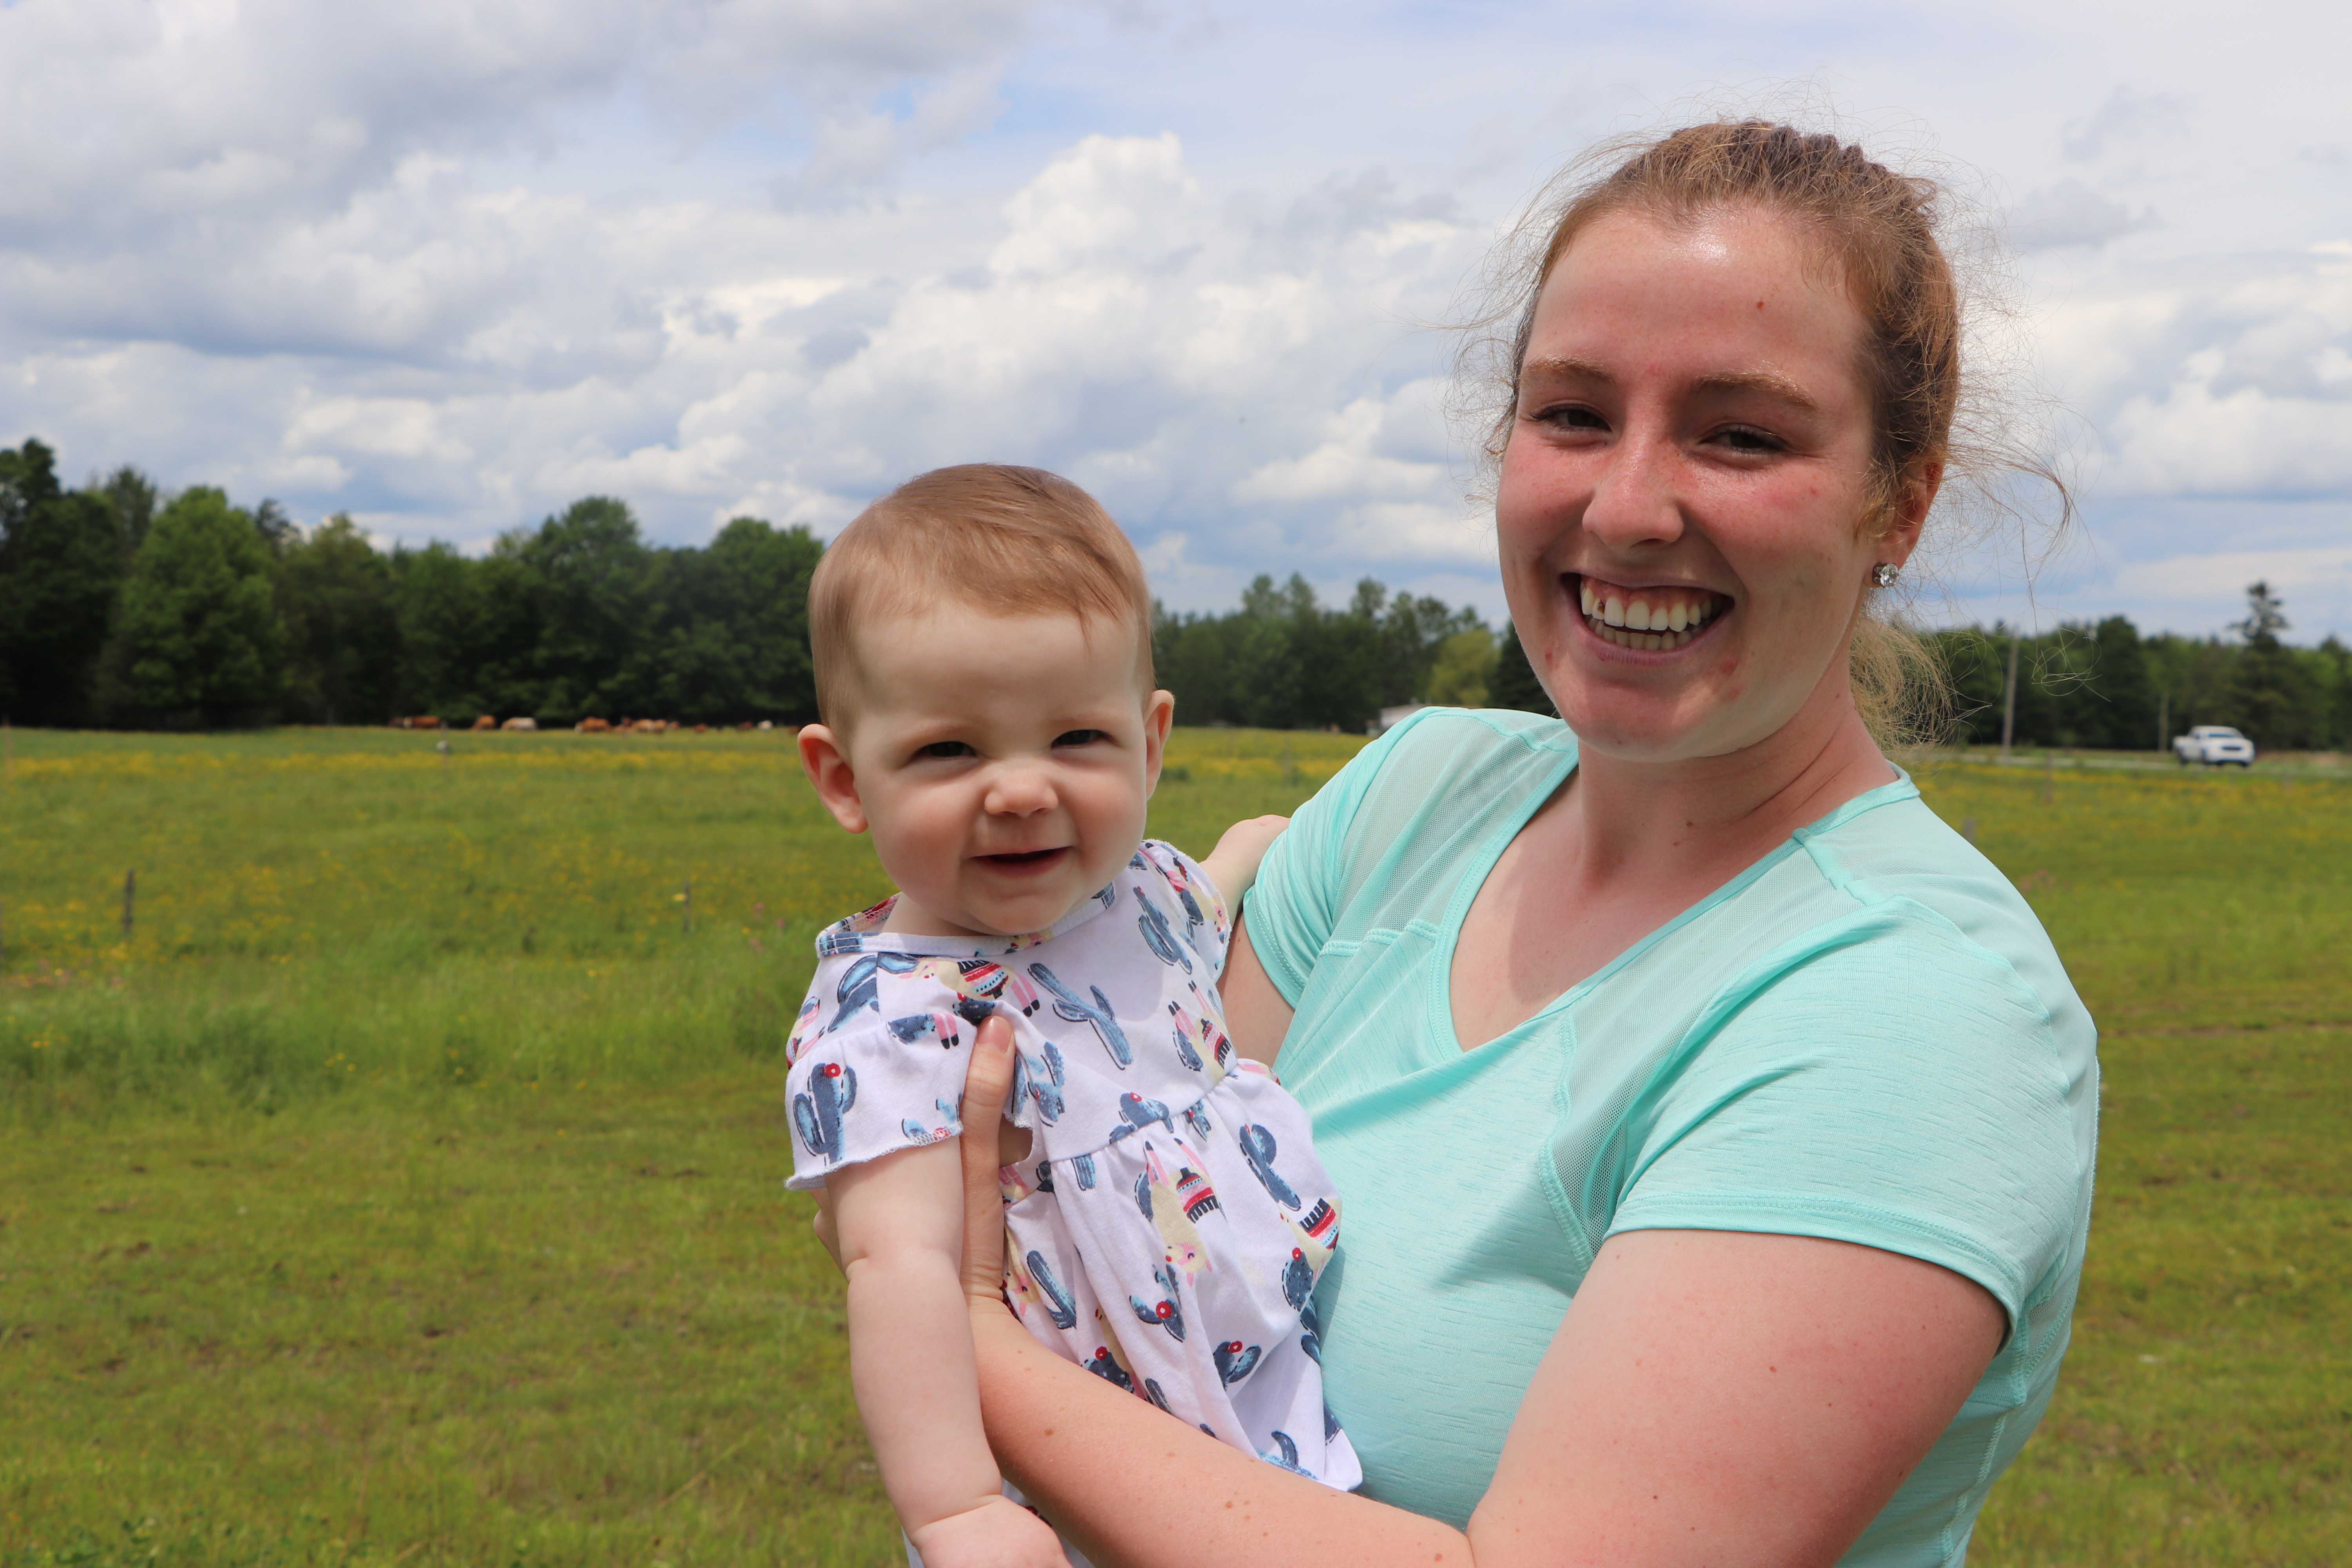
[0,439,127,726]
[2228,581,2315,749]
[98,486,287,726]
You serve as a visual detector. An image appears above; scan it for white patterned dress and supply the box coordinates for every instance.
[786,841,1360,1504]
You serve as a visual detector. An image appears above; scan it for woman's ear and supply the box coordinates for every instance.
[1882,460,1943,566]
[1140,689,1176,797]
[798,723,869,834]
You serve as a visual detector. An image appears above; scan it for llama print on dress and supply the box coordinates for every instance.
[830,951,923,1031]
[887,1010,962,1047]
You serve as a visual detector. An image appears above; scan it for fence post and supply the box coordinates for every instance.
[682,878,694,935]
[122,869,136,937]
[2157,691,2169,755]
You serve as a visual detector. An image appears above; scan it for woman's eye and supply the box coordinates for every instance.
[1533,403,1607,432]
[1053,729,1107,748]
[1713,425,1782,454]
[916,741,973,760]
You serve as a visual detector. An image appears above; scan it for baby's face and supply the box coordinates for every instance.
[818,605,1171,940]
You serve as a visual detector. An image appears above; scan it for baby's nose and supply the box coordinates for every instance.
[984,763,1058,815]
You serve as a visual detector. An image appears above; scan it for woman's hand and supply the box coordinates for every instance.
[957,1013,1021,1307]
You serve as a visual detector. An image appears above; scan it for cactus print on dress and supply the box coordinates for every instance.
[784,841,1360,1495]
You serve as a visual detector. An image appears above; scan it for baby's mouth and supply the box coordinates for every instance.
[1573,574,1730,652]
[981,848,1068,869]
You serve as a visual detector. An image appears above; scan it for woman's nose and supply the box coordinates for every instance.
[1581,429,1686,549]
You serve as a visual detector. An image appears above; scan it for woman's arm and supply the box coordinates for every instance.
[955,1016,2004,1568]
[1217,915,1294,1067]
[831,1140,1064,1567]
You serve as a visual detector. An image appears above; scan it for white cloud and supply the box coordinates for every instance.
[9,0,2352,633]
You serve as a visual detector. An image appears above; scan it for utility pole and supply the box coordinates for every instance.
[2000,630,2022,762]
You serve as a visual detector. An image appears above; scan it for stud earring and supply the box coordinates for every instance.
[1871,562,1900,588]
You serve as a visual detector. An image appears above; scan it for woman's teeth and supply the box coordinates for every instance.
[1577,579,1721,651]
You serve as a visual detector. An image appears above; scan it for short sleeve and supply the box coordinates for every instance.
[1244,720,1415,1006]
[1602,900,2087,1326]
[784,1010,972,1191]
[1138,840,1231,976]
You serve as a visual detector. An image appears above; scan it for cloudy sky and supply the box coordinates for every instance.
[5,0,2350,640]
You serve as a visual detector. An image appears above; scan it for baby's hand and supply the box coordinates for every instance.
[1201,814,1290,907]
[906,1493,1066,1568]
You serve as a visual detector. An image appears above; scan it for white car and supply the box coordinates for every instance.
[2173,725,2256,766]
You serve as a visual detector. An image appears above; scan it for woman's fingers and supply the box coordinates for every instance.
[960,1013,1018,1303]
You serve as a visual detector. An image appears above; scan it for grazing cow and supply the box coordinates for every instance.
[577,717,612,733]
[414,715,444,730]
[693,723,708,733]
[471,715,496,731]
[632,719,664,734]
[501,717,538,732]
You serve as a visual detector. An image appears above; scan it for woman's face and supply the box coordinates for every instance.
[1495,204,1925,765]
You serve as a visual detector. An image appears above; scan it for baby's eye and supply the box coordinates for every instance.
[1053,729,1107,748]
[916,740,974,760]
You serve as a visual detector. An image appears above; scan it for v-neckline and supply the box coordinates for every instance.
[1427,754,1919,1058]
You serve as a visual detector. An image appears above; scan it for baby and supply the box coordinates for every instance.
[786,465,1357,1567]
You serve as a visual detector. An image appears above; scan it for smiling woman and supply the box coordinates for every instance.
[945,121,2100,1568]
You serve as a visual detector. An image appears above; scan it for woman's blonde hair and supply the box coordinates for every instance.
[1459,119,2071,744]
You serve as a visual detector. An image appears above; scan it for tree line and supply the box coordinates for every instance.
[1931,585,2352,753]
[0,439,822,729]
[3,436,2347,747]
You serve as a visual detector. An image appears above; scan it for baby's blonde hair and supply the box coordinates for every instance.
[809,465,1155,728]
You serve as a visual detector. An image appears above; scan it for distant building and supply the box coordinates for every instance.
[1370,702,1426,736]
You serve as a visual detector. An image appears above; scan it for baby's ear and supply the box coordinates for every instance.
[1141,689,1176,792]
[798,724,869,833]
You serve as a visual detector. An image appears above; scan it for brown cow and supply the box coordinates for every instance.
[471,715,496,731]
[577,717,612,733]
[502,717,539,732]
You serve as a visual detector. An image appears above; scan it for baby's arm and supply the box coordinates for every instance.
[1200,814,1289,911]
[830,1140,1065,1567]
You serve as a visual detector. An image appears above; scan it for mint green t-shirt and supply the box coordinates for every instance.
[1250,709,2098,1566]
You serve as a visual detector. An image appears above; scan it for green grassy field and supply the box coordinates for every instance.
[1,729,2344,1565]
